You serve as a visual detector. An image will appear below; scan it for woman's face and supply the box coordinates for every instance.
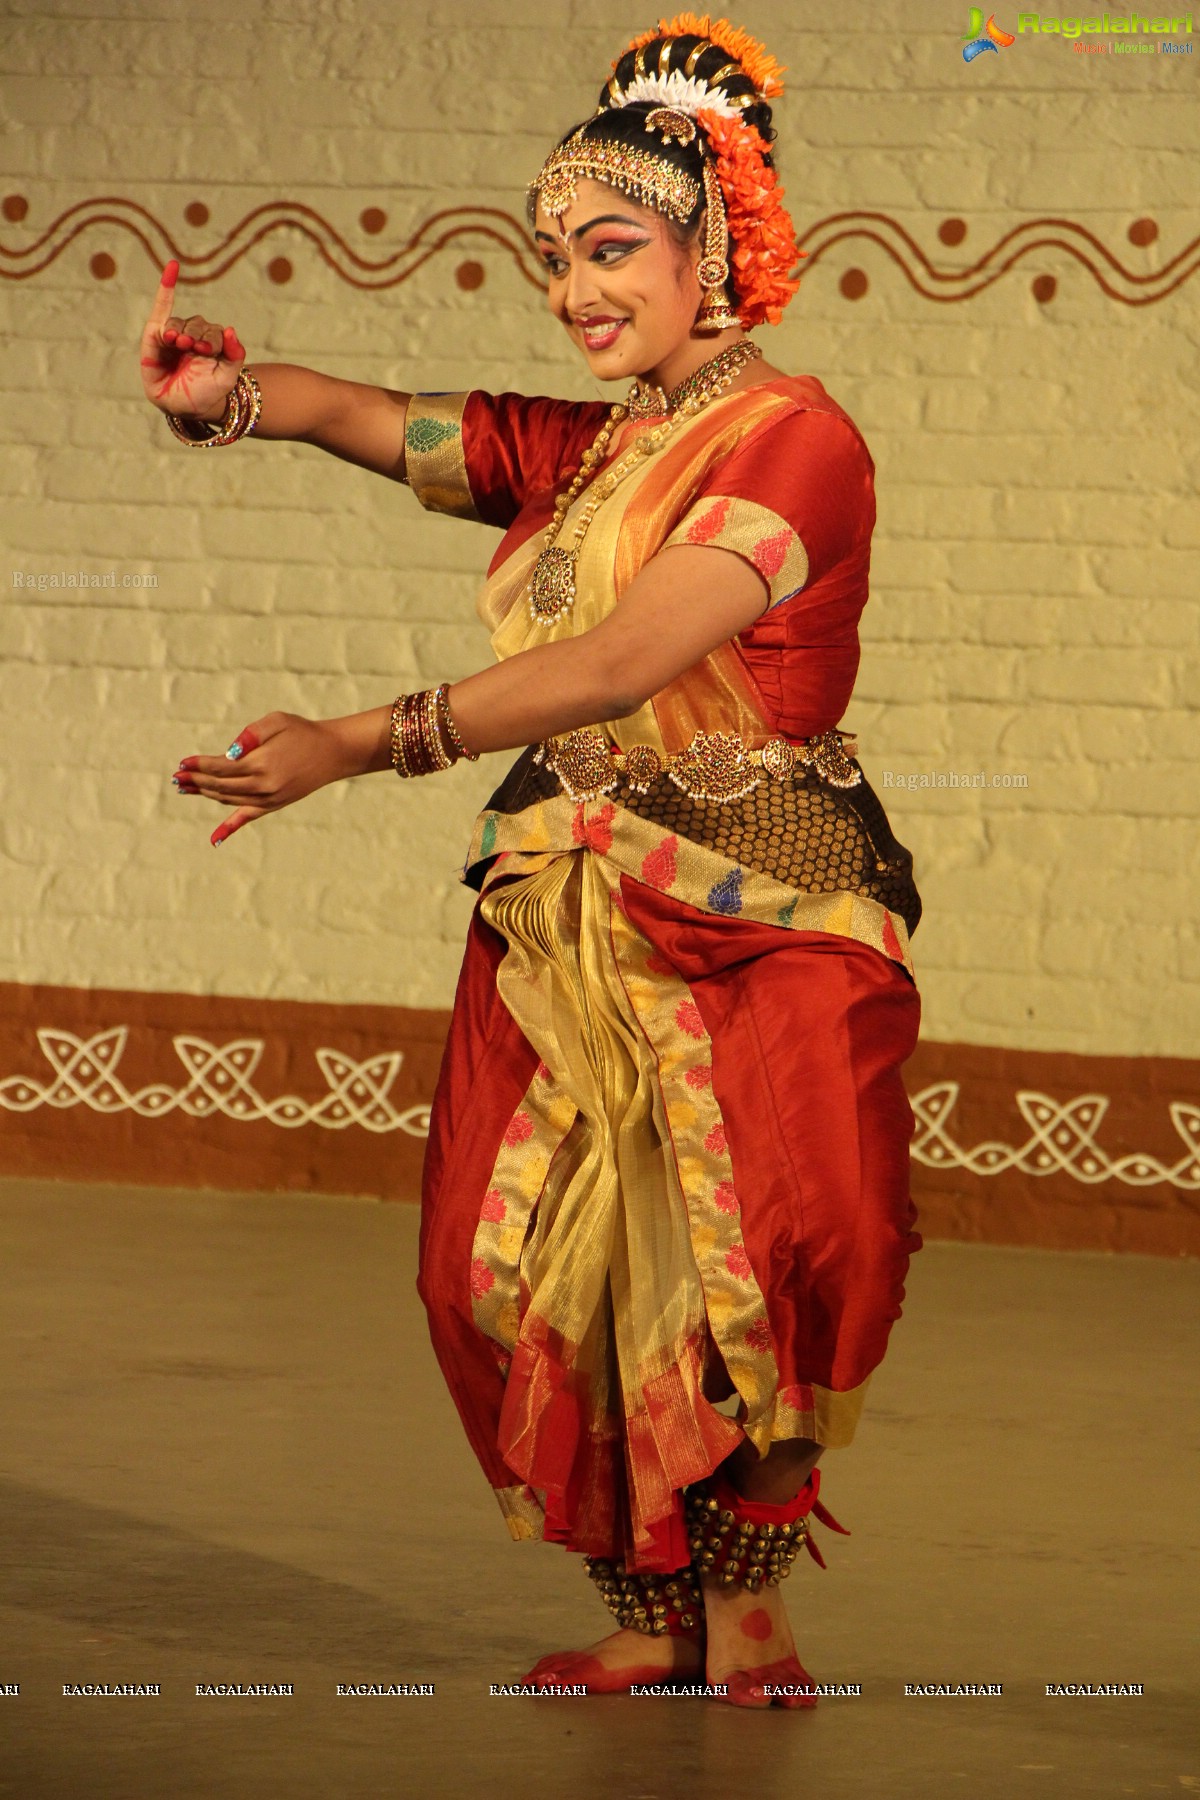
[532,176,703,386]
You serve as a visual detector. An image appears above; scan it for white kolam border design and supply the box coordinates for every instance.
[1,1030,1198,1189]
[0,1028,429,1136]
[912,1082,1200,1191]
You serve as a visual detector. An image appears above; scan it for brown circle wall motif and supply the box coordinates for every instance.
[1,198,1196,305]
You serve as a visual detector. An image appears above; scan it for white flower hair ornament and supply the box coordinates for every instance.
[605,67,746,121]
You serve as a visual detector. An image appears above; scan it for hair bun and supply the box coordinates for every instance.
[620,14,786,99]
[602,26,778,149]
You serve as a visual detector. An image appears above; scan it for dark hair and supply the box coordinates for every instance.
[528,31,778,256]
[603,33,777,152]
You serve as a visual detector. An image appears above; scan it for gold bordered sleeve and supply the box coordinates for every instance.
[404,390,614,530]
[662,495,811,611]
[403,392,479,521]
[661,403,875,611]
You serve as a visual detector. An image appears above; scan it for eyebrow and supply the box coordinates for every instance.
[533,214,650,245]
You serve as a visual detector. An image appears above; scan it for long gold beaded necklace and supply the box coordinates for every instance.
[526,338,762,627]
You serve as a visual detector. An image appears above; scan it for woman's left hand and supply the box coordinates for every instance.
[173,712,351,846]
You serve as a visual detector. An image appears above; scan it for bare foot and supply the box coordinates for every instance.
[521,1625,704,1694]
[701,1578,818,1709]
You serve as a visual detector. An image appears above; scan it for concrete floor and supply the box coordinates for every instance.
[0,1178,1195,1800]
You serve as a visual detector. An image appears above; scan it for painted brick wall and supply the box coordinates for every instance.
[2,0,1196,1058]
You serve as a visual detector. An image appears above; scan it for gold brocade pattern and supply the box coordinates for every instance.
[493,1482,547,1543]
[403,394,479,520]
[469,1049,580,1362]
[476,853,745,1560]
[663,493,810,610]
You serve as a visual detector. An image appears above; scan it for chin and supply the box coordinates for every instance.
[580,344,637,378]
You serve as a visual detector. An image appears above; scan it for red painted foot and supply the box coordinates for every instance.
[711,1654,820,1710]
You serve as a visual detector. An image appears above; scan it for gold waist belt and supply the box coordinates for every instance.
[536,727,862,805]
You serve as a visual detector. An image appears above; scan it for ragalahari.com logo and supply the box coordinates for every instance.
[962,9,1017,57]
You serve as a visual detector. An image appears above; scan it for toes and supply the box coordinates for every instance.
[715,1671,773,1708]
[521,1656,573,1686]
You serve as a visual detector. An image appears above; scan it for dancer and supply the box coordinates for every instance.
[141,14,923,1708]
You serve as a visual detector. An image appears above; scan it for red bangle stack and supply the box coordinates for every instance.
[389,684,479,778]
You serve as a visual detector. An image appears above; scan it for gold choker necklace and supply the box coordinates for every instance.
[527,339,762,628]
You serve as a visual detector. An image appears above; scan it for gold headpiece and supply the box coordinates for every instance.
[643,105,696,145]
[530,128,700,225]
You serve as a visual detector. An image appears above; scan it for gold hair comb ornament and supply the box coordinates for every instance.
[643,106,697,145]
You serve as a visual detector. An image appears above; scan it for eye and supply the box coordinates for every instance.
[592,239,647,265]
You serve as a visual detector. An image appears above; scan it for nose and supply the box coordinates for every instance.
[562,250,601,318]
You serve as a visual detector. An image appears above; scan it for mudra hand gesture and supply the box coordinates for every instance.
[140,258,246,422]
[173,714,366,848]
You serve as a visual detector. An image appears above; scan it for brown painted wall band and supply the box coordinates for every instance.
[0,983,1196,1258]
[1,196,1196,305]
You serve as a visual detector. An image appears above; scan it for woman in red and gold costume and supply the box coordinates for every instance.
[142,15,923,1708]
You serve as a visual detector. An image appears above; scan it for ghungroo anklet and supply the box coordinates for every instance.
[583,1556,703,1637]
[685,1469,850,1590]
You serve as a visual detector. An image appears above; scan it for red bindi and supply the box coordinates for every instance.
[740,1607,774,1643]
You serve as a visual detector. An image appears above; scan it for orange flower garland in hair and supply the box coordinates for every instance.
[619,13,786,98]
[616,15,807,329]
[698,108,806,329]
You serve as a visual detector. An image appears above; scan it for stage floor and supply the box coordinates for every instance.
[0,1178,1194,1800]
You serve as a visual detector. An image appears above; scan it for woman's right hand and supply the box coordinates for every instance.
[140,259,247,422]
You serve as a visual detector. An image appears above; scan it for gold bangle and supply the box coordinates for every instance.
[422,687,454,772]
[392,690,439,779]
[163,389,235,445]
[437,684,479,762]
[389,686,475,778]
[164,368,261,448]
[389,695,413,778]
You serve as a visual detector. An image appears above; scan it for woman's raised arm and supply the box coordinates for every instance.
[140,260,411,481]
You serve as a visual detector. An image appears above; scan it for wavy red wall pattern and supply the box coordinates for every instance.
[2,195,1197,305]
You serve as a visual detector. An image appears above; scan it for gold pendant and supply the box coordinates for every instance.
[627,381,669,422]
[529,544,577,624]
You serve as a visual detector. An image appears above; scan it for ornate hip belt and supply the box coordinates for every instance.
[536,727,862,805]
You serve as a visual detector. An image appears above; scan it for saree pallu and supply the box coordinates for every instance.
[410,378,924,1574]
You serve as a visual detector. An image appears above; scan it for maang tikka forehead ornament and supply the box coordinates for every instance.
[533,123,701,227]
[526,13,806,333]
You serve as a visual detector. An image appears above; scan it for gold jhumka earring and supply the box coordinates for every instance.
[636,105,739,337]
[695,159,741,334]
